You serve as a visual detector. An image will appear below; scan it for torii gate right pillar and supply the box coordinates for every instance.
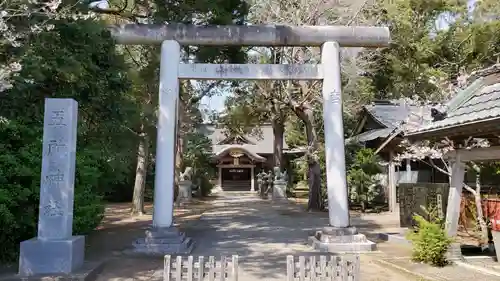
[308,42,376,252]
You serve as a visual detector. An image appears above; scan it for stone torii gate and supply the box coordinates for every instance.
[110,23,391,254]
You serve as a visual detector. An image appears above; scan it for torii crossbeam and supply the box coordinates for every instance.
[109,23,390,47]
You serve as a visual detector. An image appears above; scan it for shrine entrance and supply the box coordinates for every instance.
[213,145,266,191]
[221,167,251,191]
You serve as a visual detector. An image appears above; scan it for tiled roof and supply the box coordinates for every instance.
[408,65,500,135]
[346,128,393,143]
[364,102,431,130]
[348,101,432,144]
[198,124,289,155]
[364,103,412,129]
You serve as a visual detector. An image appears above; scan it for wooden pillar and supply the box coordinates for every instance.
[218,167,222,189]
[250,166,255,192]
[388,150,397,212]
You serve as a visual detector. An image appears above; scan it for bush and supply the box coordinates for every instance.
[0,121,105,262]
[348,148,383,211]
[198,176,214,196]
[407,214,452,266]
[0,19,135,262]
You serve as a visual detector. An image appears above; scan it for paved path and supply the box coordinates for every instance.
[95,192,417,281]
[188,192,414,281]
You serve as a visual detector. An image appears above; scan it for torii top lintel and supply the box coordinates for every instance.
[109,23,390,47]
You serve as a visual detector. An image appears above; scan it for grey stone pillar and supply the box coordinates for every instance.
[445,160,466,261]
[309,42,376,253]
[131,41,193,255]
[19,98,85,275]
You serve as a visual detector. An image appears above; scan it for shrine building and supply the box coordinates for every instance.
[199,123,304,191]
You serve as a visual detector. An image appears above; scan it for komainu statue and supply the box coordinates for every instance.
[273,167,289,182]
[179,167,193,181]
[273,166,282,181]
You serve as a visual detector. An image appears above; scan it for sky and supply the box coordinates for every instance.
[199,0,478,116]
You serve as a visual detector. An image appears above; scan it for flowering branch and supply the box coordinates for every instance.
[0,0,91,93]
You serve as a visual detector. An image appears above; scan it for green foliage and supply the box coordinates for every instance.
[348,148,383,210]
[407,214,452,267]
[0,120,41,261]
[0,19,136,262]
[183,131,216,196]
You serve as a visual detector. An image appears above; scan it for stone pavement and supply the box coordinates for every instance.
[95,192,420,281]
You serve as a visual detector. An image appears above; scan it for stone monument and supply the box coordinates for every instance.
[272,167,287,201]
[18,98,84,275]
[177,167,193,205]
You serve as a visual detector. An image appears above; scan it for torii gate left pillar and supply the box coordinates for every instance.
[111,24,391,254]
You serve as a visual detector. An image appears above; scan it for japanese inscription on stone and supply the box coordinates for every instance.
[38,98,78,240]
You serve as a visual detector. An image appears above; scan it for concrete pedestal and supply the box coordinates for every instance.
[19,236,85,276]
[309,227,376,253]
[272,180,287,201]
[446,242,464,261]
[132,227,194,255]
[177,180,192,205]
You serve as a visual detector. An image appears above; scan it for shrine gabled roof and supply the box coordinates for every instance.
[349,101,430,143]
[212,145,266,162]
[364,102,414,129]
[197,124,289,155]
[407,64,500,136]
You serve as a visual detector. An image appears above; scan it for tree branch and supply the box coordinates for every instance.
[188,81,222,106]
[463,183,476,195]
[347,0,369,26]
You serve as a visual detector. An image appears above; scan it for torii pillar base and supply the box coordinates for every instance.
[129,227,194,256]
[309,227,377,253]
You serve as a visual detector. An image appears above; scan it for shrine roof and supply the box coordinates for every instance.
[407,64,500,138]
[198,124,290,155]
[348,100,430,143]
[212,145,266,162]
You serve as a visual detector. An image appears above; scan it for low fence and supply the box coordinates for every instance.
[286,255,360,281]
[164,255,238,281]
[164,255,360,281]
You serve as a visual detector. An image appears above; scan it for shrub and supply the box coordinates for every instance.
[348,148,383,211]
[407,214,452,266]
[198,176,214,196]
[0,120,106,262]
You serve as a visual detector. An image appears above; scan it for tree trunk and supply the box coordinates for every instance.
[470,163,489,247]
[290,102,322,211]
[174,123,183,201]
[131,133,149,216]
[307,160,322,211]
[272,118,285,170]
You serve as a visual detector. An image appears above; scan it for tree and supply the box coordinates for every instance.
[0,16,136,261]
[348,148,383,212]
[94,0,250,214]
[219,56,289,170]
[1,0,71,93]
[245,0,370,210]
[396,137,491,246]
